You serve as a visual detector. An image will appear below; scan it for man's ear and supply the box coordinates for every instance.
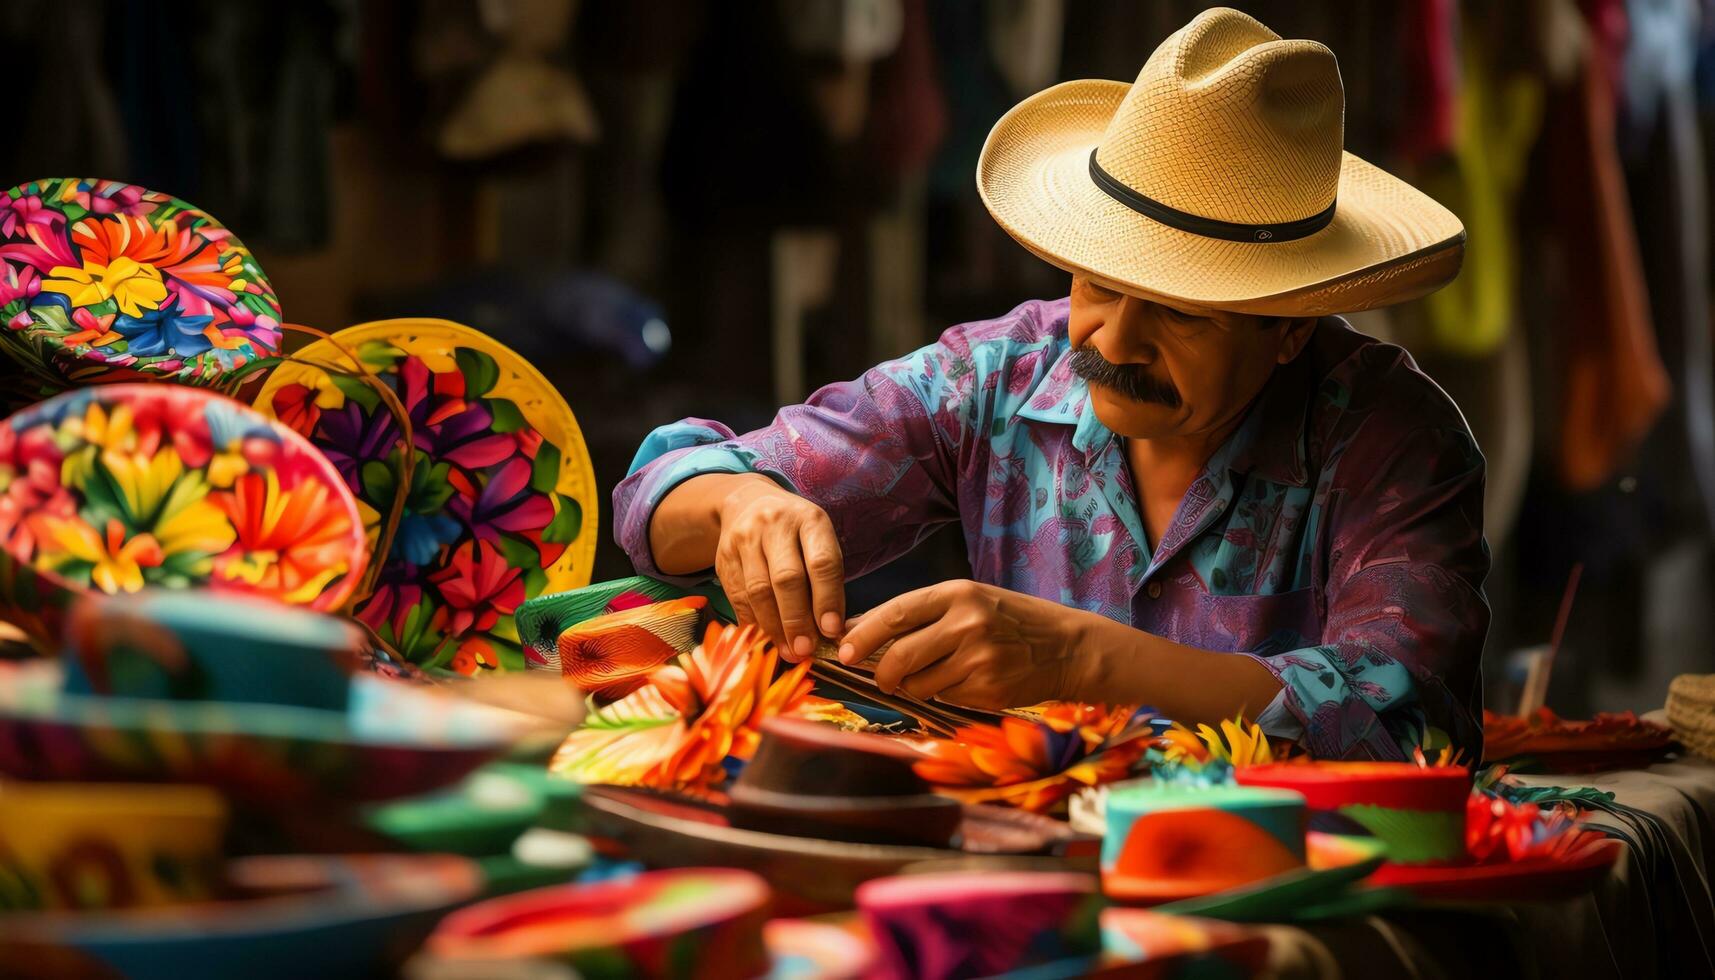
[1276,316,1317,364]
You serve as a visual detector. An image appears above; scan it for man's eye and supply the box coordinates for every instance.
[1080,278,1120,301]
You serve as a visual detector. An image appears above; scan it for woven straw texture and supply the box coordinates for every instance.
[1667,674,1715,760]
[978,7,1465,315]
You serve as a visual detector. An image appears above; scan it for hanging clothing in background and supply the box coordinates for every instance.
[113,0,201,197]
[1401,6,1543,552]
[923,0,1062,322]
[924,2,1016,201]
[185,0,347,250]
[1620,0,1715,537]
[434,0,598,161]
[1397,0,1462,166]
[861,0,948,359]
[985,0,1065,99]
[662,3,836,229]
[860,0,947,189]
[1506,0,1692,711]
[0,0,127,181]
[1420,12,1545,357]
[0,0,344,250]
[574,0,700,292]
[1535,0,1670,492]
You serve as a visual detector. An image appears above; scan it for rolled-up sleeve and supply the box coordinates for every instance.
[1244,424,1490,761]
[612,337,975,584]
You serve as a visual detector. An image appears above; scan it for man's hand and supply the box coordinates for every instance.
[712,475,846,662]
[836,580,1093,709]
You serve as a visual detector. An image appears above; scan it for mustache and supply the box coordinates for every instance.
[1068,347,1182,407]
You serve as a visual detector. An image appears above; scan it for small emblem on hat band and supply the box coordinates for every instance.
[1088,150,1336,244]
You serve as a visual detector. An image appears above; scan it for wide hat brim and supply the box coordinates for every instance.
[978,80,1466,316]
[581,785,1096,908]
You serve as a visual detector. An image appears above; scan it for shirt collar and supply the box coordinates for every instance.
[1016,346,1115,455]
[1014,327,1315,488]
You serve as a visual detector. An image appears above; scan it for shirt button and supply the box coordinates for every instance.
[1146,582,1163,599]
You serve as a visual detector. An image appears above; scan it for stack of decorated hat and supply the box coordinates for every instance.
[0,179,606,676]
[0,176,617,975]
[1234,761,1622,901]
[1235,762,1471,865]
[1098,780,1390,921]
[417,868,875,979]
[0,588,543,977]
[570,707,1095,910]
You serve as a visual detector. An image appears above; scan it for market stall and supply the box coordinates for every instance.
[3,0,1715,967]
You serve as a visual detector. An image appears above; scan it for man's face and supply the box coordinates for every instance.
[1066,275,1314,442]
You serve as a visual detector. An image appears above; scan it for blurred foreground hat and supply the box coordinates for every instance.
[978,7,1465,316]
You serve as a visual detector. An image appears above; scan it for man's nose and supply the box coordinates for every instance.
[1102,294,1161,364]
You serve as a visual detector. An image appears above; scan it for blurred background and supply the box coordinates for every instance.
[7,0,1713,717]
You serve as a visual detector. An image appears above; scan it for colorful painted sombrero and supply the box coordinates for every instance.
[1099,781,1393,921]
[857,871,1102,979]
[579,784,1096,911]
[425,869,773,976]
[1356,790,1624,903]
[0,660,532,806]
[1482,707,1675,772]
[253,318,597,675]
[517,574,735,666]
[0,781,229,912]
[0,854,481,980]
[1232,760,1625,902]
[365,765,550,858]
[1234,762,1472,864]
[417,869,879,979]
[545,595,711,699]
[0,384,369,651]
[1148,833,1396,922]
[0,178,283,391]
[1362,835,1622,902]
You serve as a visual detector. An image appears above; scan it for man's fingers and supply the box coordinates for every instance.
[838,585,950,665]
[762,524,816,661]
[939,678,1006,711]
[870,620,959,693]
[800,514,846,639]
[895,643,973,701]
[738,546,789,655]
[716,546,754,627]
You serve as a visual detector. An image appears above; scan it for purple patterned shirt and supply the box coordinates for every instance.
[614,298,1489,760]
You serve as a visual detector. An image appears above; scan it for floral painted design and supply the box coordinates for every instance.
[911,703,1154,814]
[253,320,599,674]
[0,386,366,643]
[1150,717,1294,785]
[0,178,282,387]
[548,623,836,791]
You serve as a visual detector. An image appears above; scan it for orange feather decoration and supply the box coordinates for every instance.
[911,703,1152,814]
[548,622,846,792]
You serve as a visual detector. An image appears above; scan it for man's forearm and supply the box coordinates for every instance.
[648,472,776,576]
[1066,612,1285,726]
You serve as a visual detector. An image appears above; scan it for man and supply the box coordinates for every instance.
[615,8,1487,760]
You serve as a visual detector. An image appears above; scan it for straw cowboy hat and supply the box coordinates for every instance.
[978,7,1465,316]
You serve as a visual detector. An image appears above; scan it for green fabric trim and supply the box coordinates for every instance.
[1340,806,1465,863]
